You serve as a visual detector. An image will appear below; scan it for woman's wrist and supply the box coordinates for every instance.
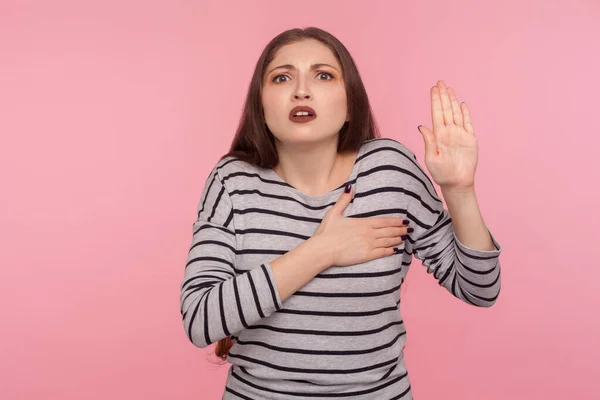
[304,235,334,273]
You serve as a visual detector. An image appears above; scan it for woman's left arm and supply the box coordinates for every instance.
[407,80,503,306]
[403,165,502,308]
[419,80,497,252]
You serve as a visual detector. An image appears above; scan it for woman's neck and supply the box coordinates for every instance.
[272,140,357,197]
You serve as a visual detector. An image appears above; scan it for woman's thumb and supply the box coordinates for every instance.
[417,125,436,159]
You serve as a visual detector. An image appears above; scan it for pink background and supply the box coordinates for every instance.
[1,0,599,399]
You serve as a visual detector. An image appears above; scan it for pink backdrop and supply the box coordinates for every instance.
[2,0,599,399]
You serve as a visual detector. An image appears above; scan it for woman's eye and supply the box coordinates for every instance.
[273,75,289,83]
[317,72,334,80]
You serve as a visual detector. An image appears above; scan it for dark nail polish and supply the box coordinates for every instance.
[403,219,410,225]
[407,227,414,233]
[344,183,351,193]
[401,235,409,240]
[393,247,400,253]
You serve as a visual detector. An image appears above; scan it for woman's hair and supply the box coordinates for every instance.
[214,27,380,361]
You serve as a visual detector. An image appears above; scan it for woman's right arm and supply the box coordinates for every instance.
[180,167,331,348]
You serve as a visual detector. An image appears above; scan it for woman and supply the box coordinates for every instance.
[180,27,502,399]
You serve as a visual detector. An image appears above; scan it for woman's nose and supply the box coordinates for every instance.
[293,76,311,100]
[294,93,311,99]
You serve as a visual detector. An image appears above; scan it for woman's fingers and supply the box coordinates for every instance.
[373,226,409,239]
[368,217,410,229]
[374,236,407,249]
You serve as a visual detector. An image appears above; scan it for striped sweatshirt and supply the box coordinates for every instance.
[180,137,502,399]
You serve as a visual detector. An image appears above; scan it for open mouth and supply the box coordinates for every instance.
[289,106,317,123]
[290,113,316,123]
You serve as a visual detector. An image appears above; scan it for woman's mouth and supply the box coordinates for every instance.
[289,106,317,123]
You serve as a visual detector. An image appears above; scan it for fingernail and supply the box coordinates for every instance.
[393,247,401,253]
[401,235,409,240]
[407,227,414,233]
[344,183,352,193]
[403,219,410,225]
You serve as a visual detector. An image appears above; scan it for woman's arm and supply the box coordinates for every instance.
[400,144,502,307]
[406,185,502,307]
[441,186,496,251]
[269,236,331,303]
[180,167,330,348]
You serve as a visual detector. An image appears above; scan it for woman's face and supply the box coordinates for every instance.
[262,39,348,147]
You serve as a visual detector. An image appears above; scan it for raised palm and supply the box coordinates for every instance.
[417,80,478,191]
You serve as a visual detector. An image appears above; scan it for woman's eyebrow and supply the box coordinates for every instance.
[267,63,340,75]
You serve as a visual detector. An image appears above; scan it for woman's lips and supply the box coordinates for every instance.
[289,105,317,123]
[289,114,317,123]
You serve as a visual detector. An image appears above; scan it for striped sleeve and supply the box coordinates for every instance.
[180,165,283,348]
[404,160,502,308]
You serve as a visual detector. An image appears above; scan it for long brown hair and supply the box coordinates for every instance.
[214,27,380,361]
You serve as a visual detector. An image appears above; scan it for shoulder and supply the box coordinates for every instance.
[206,155,266,190]
[360,137,419,167]
[360,137,436,195]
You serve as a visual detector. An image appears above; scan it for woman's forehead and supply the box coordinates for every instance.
[269,40,340,69]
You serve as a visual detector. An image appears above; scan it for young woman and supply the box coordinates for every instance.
[180,27,502,400]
